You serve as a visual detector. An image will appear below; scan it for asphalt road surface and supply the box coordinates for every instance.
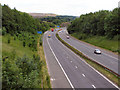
[58,27,119,75]
[43,30,118,89]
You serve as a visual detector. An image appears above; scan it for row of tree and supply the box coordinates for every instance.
[2,4,51,35]
[39,15,76,26]
[68,8,120,39]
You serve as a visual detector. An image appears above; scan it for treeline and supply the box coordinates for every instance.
[39,15,76,26]
[68,8,120,39]
[2,4,48,52]
[2,4,50,35]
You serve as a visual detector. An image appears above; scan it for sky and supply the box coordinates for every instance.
[1,0,119,16]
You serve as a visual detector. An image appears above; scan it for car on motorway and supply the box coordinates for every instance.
[66,35,70,39]
[94,49,101,54]
[48,34,51,38]
[51,28,54,32]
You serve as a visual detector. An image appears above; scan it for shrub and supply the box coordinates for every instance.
[39,39,42,46]
[8,38,11,44]
[2,27,6,36]
[2,54,42,89]
[23,41,26,47]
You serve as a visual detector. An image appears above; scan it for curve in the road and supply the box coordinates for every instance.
[43,30,118,88]
[58,28,119,75]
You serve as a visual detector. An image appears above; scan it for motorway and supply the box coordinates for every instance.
[58,27,119,75]
[43,30,118,89]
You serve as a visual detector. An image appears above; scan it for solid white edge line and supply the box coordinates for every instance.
[56,33,119,89]
[44,31,48,34]
[47,37,75,89]
[103,53,118,60]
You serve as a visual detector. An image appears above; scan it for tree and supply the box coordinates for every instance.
[68,8,119,39]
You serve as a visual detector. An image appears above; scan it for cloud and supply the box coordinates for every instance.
[1,0,119,16]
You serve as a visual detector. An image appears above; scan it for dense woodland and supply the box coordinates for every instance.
[68,8,120,39]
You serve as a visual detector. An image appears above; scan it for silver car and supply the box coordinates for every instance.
[94,49,101,54]
[66,36,70,39]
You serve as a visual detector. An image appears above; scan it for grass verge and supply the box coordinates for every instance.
[56,33,120,87]
[37,36,51,88]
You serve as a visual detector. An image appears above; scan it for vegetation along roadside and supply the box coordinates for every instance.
[68,8,119,54]
[2,4,51,89]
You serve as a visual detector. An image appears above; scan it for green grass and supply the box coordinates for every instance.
[2,34,51,89]
[0,35,2,57]
[56,33,119,87]
[71,33,119,53]
[2,34,34,58]
[84,36,118,52]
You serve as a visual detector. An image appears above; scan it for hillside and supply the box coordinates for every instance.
[2,4,51,89]
[29,13,57,18]
[68,8,119,53]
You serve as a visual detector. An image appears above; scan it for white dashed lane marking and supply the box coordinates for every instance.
[82,74,85,77]
[92,85,96,88]
[51,78,55,81]
[75,66,78,68]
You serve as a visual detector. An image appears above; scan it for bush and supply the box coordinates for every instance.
[23,41,26,47]
[8,38,11,44]
[14,35,16,40]
[2,27,6,36]
[72,33,89,40]
[39,39,42,46]
[2,54,42,89]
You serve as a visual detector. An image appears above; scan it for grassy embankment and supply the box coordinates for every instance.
[2,34,51,89]
[0,35,2,57]
[56,33,119,87]
[71,33,119,54]
[37,35,51,88]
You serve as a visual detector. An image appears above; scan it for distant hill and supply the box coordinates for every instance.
[29,13,57,18]
[39,15,76,26]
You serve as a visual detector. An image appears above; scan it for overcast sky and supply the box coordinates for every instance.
[1,0,119,16]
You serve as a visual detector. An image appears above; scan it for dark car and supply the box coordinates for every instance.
[48,34,51,38]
